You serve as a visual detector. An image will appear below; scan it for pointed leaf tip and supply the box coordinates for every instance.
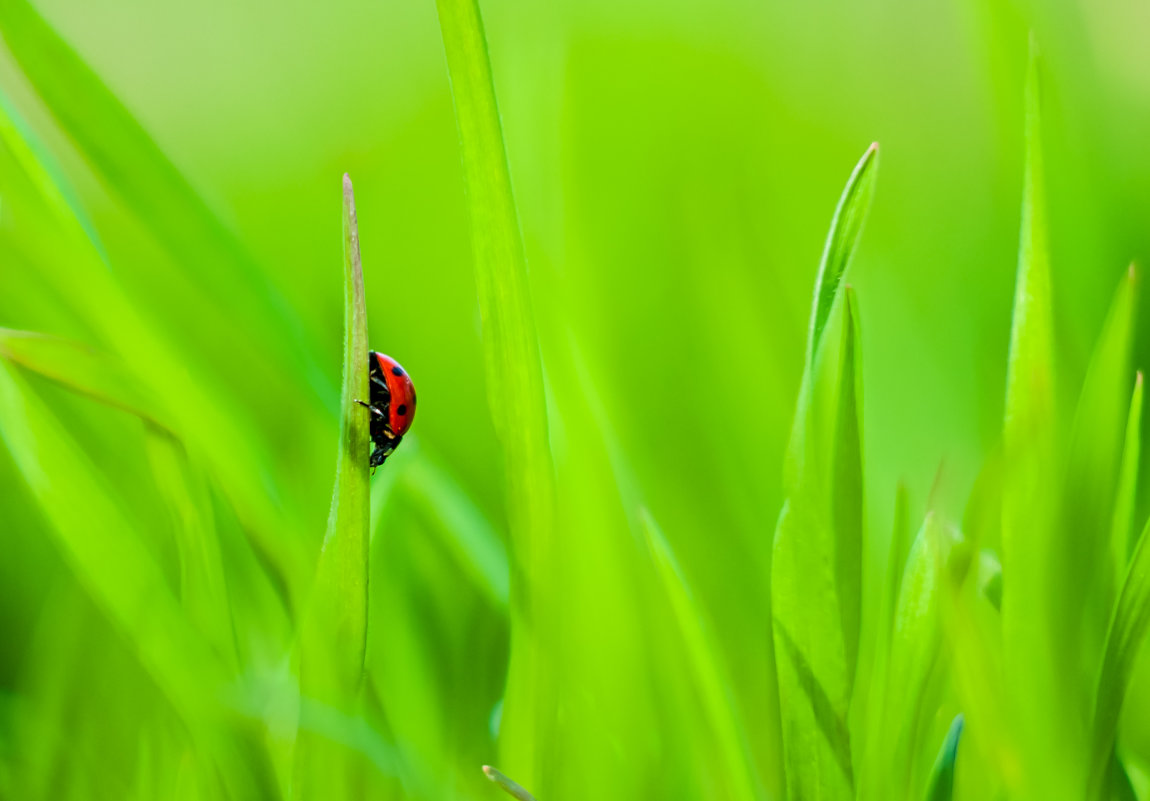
[481,765,537,801]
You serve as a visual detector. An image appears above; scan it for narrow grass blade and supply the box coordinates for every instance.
[807,143,879,364]
[402,451,510,611]
[1061,266,1138,645]
[302,175,372,696]
[1088,516,1150,799]
[1111,374,1143,581]
[924,714,964,801]
[772,287,865,801]
[0,328,170,433]
[483,765,537,801]
[884,485,913,637]
[434,0,556,784]
[0,359,276,798]
[643,510,762,801]
[0,0,331,404]
[1000,42,1072,798]
[293,176,373,800]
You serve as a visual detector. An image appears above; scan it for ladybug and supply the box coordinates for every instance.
[354,351,416,469]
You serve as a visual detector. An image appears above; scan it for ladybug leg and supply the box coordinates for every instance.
[354,399,386,418]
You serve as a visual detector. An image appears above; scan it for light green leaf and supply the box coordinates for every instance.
[434,0,556,785]
[924,714,964,801]
[1088,516,1150,800]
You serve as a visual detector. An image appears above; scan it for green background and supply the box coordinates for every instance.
[2,0,1150,798]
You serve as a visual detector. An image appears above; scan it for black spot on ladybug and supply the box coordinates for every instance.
[391,366,405,377]
[397,404,407,416]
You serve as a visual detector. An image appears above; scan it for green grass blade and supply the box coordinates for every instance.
[293,175,372,800]
[1089,517,1150,799]
[0,0,331,403]
[302,174,372,695]
[1111,373,1143,581]
[0,359,276,798]
[1062,265,1138,641]
[0,327,170,433]
[643,509,762,801]
[772,286,865,801]
[434,0,555,784]
[483,765,537,801]
[924,714,964,801]
[1000,41,1069,798]
[402,450,510,611]
[807,143,879,364]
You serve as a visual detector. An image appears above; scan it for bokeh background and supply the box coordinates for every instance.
[3,0,1150,798]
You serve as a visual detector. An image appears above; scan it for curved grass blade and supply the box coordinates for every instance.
[807,143,879,364]
[0,359,276,798]
[434,0,556,784]
[483,765,537,801]
[1111,374,1143,580]
[0,0,332,406]
[924,714,964,801]
[1088,516,1150,800]
[643,509,763,801]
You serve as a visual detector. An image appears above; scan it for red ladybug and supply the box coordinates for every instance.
[354,351,416,469]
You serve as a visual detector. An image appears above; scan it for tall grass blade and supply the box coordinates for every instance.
[293,176,372,799]
[1000,41,1069,799]
[924,714,964,801]
[643,509,762,801]
[1088,517,1150,799]
[434,0,556,785]
[772,284,866,800]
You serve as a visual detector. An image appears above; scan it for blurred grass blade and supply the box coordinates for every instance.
[924,714,964,801]
[1089,516,1150,800]
[0,359,276,798]
[483,765,537,801]
[807,142,879,363]
[1061,265,1138,643]
[883,485,912,637]
[0,327,170,433]
[1000,42,1071,798]
[434,0,556,785]
[302,174,371,695]
[0,0,332,403]
[1111,373,1143,580]
[402,452,510,611]
[642,509,762,801]
[772,286,865,801]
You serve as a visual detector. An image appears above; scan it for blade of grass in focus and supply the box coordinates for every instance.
[434,0,556,787]
[294,175,372,798]
[924,714,964,801]
[772,282,867,800]
[483,765,537,801]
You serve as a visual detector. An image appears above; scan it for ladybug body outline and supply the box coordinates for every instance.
[354,351,416,469]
